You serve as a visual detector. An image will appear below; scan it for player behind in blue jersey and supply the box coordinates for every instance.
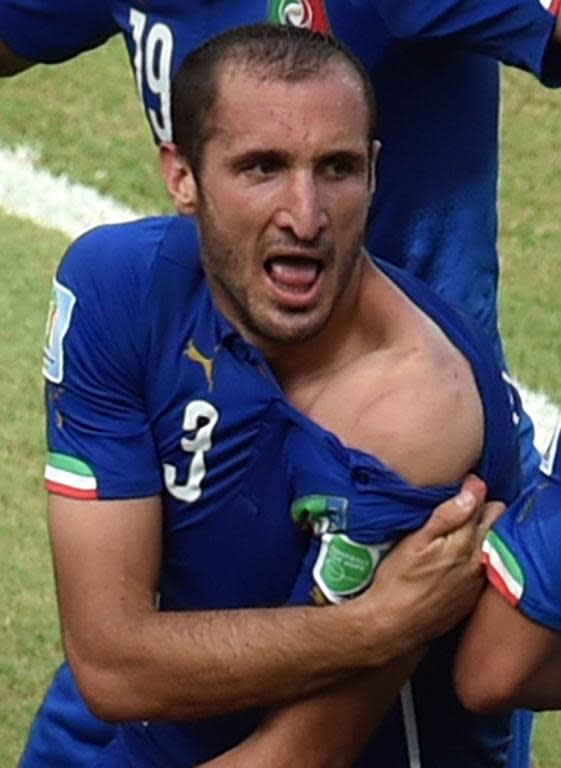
[22,25,530,767]
[455,420,561,713]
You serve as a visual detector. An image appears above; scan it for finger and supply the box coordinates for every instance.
[425,523,476,563]
[458,474,488,512]
[441,500,502,567]
[478,500,506,534]
[473,501,506,566]
[444,497,503,558]
[418,474,487,544]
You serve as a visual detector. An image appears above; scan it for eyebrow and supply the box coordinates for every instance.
[228,147,368,170]
[228,149,290,170]
[317,150,368,170]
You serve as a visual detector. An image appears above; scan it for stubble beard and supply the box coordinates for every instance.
[198,204,365,348]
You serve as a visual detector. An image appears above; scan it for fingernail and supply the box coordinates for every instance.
[455,489,476,511]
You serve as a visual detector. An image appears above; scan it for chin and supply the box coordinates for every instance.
[263,318,326,345]
[245,303,329,347]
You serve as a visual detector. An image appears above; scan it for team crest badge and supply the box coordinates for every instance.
[291,494,349,534]
[43,278,77,384]
[269,0,331,33]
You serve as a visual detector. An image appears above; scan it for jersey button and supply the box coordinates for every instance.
[352,468,371,485]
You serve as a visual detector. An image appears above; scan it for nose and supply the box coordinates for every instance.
[273,171,329,242]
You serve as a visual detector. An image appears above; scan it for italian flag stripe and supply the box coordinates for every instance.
[45,479,99,500]
[45,453,98,496]
[542,0,561,13]
[482,530,524,607]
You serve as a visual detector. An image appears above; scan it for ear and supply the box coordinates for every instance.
[159,142,198,215]
[368,140,381,196]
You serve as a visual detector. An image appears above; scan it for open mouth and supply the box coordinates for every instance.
[264,256,324,302]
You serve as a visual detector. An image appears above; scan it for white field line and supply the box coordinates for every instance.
[0,143,559,449]
[0,144,141,239]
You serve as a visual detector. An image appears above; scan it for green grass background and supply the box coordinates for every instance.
[0,37,559,765]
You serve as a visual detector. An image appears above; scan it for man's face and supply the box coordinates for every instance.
[195,61,375,348]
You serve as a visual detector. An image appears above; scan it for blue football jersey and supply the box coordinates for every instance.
[484,420,561,630]
[29,215,523,767]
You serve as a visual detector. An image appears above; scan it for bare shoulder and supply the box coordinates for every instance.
[308,320,484,488]
[379,337,484,486]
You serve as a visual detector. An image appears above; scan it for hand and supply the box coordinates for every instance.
[355,474,500,658]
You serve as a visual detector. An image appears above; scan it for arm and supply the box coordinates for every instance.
[456,429,561,712]
[0,0,117,69]
[370,0,561,84]
[198,656,423,768]
[197,480,495,768]
[50,493,367,722]
[52,477,489,724]
[455,585,561,711]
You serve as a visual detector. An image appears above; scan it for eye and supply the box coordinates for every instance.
[321,154,365,180]
[235,152,285,179]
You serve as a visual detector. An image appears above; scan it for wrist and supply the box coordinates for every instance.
[337,594,401,669]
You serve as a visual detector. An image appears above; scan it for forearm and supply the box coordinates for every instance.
[197,650,425,768]
[66,597,401,723]
[68,539,476,725]
[56,481,487,723]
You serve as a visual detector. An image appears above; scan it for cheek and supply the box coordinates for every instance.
[330,190,370,231]
[205,195,256,250]
[220,182,270,222]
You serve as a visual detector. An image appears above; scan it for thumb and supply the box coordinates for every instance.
[420,474,487,543]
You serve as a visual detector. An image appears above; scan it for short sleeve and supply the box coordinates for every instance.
[43,224,162,500]
[484,424,561,630]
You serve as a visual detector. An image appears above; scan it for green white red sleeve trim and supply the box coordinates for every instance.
[482,529,525,607]
[45,452,99,500]
[541,0,561,15]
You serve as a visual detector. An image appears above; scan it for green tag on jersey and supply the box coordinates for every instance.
[313,534,394,603]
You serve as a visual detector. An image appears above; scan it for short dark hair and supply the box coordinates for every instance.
[171,23,377,176]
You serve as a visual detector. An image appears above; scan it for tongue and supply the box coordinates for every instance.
[269,259,319,289]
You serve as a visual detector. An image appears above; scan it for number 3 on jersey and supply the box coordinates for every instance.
[129,9,174,142]
[164,400,219,503]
